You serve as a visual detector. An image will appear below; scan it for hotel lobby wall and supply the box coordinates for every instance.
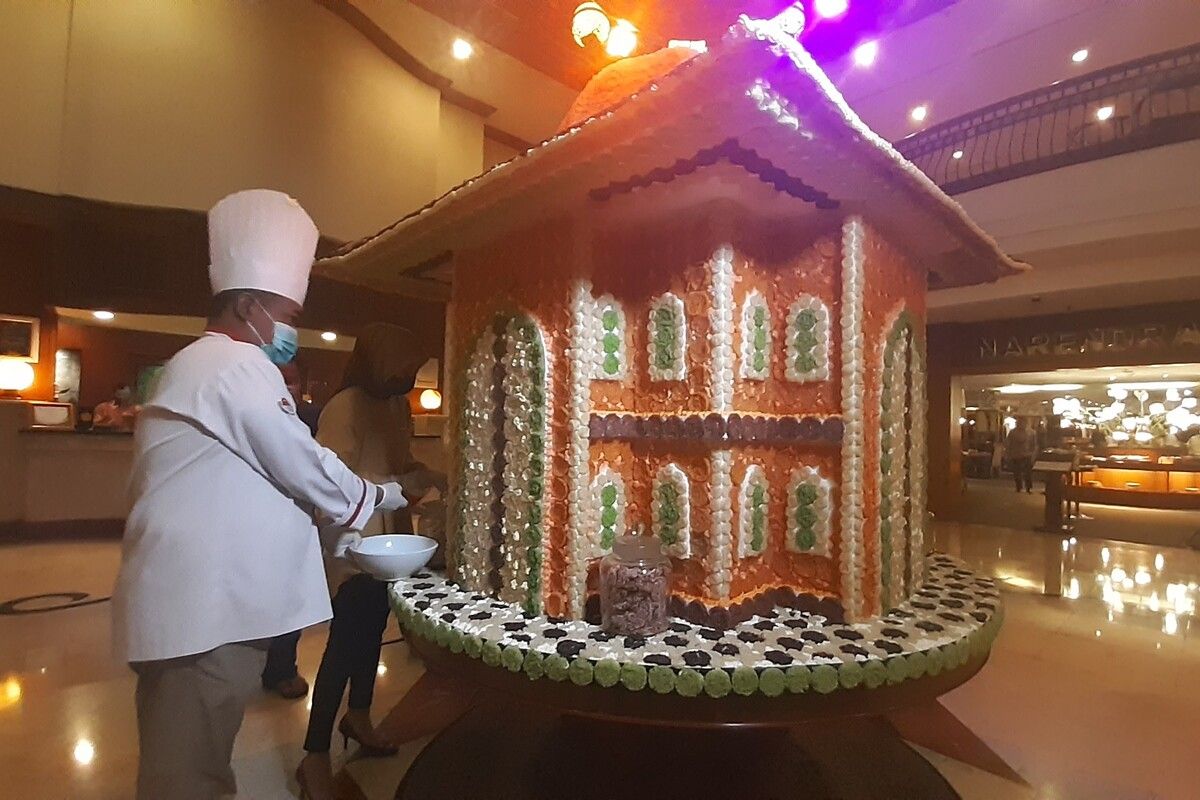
[0,0,488,242]
[926,299,1200,518]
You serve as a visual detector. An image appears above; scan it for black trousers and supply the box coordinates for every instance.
[303,574,390,753]
[1011,456,1034,492]
[261,630,301,686]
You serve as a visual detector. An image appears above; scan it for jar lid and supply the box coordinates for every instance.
[612,534,666,563]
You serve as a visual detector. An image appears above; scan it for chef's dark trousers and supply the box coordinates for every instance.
[260,629,301,687]
[303,574,390,752]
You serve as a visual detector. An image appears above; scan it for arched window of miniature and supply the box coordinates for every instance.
[454,325,502,593]
[591,466,627,555]
[786,466,833,556]
[653,463,692,558]
[785,295,831,382]
[880,313,915,610]
[738,465,769,557]
[739,291,771,381]
[647,293,687,382]
[594,295,628,380]
[497,314,550,615]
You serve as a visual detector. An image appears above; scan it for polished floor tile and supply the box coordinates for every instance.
[1,517,1197,798]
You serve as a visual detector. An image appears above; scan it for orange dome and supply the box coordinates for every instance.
[558,47,702,133]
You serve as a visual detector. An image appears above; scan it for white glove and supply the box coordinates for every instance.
[376,481,408,511]
[332,532,362,562]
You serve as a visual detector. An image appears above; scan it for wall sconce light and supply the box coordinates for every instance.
[0,359,35,398]
[572,2,612,47]
[419,389,443,411]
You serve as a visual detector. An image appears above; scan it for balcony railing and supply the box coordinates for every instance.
[895,42,1200,195]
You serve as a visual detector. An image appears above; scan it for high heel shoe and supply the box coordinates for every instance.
[295,755,333,800]
[337,714,399,757]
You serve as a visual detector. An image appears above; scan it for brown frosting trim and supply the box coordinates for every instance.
[589,413,843,446]
[584,587,844,630]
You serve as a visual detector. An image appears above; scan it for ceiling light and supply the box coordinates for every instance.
[320,331,337,343]
[852,40,878,67]
[73,739,95,766]
[995,383,1084,394]
[952,149,964,159]
[1072,48,1089,63]
[1096,105,1114,121]
[814,0,849,19]
[910,105,928,122]
[451,38,474,60]
[605,18,638,58]
[92,310,115,321]
[1111,381,1196,391]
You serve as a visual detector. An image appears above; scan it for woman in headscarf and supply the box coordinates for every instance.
[296,323,444,799]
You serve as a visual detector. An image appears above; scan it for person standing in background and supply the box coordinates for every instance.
[111,190,408,800]
[296,323,445,799]
[259,360,322,700]
[1006,417,1038,493]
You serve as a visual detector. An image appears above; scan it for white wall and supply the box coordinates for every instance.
[0,1,573,242]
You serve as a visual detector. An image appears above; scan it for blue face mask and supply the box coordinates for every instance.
[250,299,300,366]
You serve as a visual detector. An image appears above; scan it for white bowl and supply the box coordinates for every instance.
[350,534,437,582]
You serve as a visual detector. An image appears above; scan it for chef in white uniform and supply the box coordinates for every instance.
[111,189,407,800]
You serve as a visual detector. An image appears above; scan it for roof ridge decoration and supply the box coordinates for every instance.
[318,8,1028,288]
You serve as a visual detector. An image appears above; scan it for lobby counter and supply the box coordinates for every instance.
[0,401,132,539]
[1071,457,1200,511]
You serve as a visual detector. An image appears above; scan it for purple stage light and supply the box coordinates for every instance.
[814,0,850,20]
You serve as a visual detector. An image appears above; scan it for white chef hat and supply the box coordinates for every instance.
[208,189,319,305]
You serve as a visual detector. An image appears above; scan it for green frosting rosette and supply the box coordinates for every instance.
[674,668,704,698]
[925,647,944,676]
[837,661,864,690]
[523,651,545,681]
[481,641,502,668]
[648,666,676,695]
[862,660,887,689]
[885,657,908,685]
[704,669,733,699]
[811,664,839,694]
[906,650,928,680]
[501,645,525,673]
[568,658,595,687]
[594,658,621,688]
[545,654,570,682]
[785,666,810,694]
[620,663,648,692]
[463,636,482,660]
[758,668,786,697]
[448,630,466,655]
[434,624,453,648]
[731,667,759,697]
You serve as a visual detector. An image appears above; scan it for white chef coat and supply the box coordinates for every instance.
[112,333,379,663]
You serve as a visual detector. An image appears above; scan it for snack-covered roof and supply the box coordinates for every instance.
[319,11,1027,294]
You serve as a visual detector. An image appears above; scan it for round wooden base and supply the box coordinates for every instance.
[395,703,961,799]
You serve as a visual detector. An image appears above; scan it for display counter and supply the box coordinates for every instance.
[1071,455,1200,510]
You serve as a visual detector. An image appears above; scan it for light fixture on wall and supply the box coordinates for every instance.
[92,310,115,321]
[320,331,337,343]
[605,19,638,58]
[814,0,849,20]
[952,149,964,159]
[1096,105,1115,121]
[572,2,612,47]
[1071,48,1089,64]
[419,389,443,411]
[910,104,928,123]
[0,359,35,398]
[451,38,474,60]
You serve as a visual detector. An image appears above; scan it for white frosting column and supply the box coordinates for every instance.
[708,450,734,600]
[709,245,736,413]
[457,328,498,591]
[566,281,596,618]
[908,333,928,589]
[839,217,867,620]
